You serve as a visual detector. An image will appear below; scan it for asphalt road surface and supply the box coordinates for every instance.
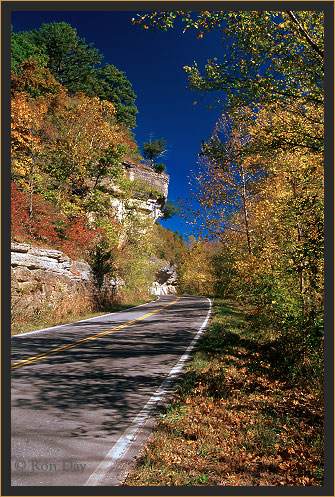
[11,295,211,487]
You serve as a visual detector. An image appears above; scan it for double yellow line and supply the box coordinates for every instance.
[11,296,181,371]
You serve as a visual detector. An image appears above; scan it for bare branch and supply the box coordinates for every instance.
[286,11,324,59]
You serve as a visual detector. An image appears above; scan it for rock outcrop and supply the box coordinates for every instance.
[11,243,118,325]
[111,161,169,222]
[151,262,177,296]
[11,243,177,327]
[123,160,169,198]
[11,162,174,326]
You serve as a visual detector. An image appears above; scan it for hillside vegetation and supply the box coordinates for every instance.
[11,22,185,318]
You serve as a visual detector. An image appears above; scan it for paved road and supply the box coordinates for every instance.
[11,295,211,487]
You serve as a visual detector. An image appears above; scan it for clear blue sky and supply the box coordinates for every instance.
[11,9,226,237]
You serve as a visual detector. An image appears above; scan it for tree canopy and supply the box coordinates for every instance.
[133,9,325,390]
[11,29,49,72]
[133,11,324,131]
[12,22,138,128]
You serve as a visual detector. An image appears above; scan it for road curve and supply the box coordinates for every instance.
[11,295,211,487]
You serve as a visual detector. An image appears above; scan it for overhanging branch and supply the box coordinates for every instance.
[286,11,324,59]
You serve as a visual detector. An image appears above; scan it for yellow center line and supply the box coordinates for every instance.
[11,296,181,371]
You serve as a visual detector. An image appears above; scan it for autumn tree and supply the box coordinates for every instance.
[133,11,324,111]
[11,181,63,244]
[44,93,121,201]
[246,101,324,320]
[12,57,127,261]
[177,237,216,295]
[200,101,323,380]
[11,89,57,232]
[11,182,31,241]
[181,114,266,253]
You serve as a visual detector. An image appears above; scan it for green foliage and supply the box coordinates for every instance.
[142,137,167,169]
[152,162,166,174]
[26,22,103,89]
[89,241,116,288]
[87,144,125,186]
[11,31,48,72]
[12,22,138,128]
[96,64,138,128]
[161,199,179,220]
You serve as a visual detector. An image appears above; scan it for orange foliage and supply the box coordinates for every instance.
[60,218,105,260]
[11,182,30,241]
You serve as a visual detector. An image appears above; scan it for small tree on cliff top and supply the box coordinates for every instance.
[142,137,167,173]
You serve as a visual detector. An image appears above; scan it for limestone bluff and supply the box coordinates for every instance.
[11,160,176,329]
[96,160,169,223]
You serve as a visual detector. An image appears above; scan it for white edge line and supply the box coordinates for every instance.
[12,296,162,338]
[84,297,212,487]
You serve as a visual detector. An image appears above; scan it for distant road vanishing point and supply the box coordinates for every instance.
[11,295,211,487]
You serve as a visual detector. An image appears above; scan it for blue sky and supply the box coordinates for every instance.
[11,9,226,237]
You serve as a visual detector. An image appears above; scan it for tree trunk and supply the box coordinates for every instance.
[241,167,252,255]
[290,177,307,316]
[29,164,34,234]
[29,134,35,235]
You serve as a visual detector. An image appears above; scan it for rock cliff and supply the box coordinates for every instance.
[11,162,173,328]
[11,243,177,329]
[123,160,169,198]
[11,243,114,326]
[151,262,177,296]
[111,160,169,222]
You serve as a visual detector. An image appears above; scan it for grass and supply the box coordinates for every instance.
[124,298,324,487]
[11,296,154,336]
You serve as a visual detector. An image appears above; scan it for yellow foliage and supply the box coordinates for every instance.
[178,238,216,295]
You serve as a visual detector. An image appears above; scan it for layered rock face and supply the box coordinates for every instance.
[88,160,169,223]
[123,160,169,198]
[151,262,177,296]
[11,243,117,325]
[11,244,177,327]
[11,162,174,326]
[113,161,169,222]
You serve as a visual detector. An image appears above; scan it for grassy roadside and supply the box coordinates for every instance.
[124,298,324,486]
[11,297,154,336]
